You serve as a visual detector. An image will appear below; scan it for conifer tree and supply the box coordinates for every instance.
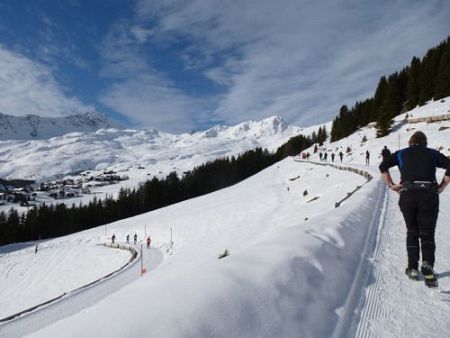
[375,106,393,138]
[405,56,421,110]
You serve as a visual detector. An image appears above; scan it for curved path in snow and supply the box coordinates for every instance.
[0,244,163,338]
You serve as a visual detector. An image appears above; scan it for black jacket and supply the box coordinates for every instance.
[379,145,450,183]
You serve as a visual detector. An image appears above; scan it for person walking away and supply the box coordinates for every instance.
[319,152,323,161]
[379,131,450,287]
[365,150,370,165]
[134,233,138,244]
[381,145,391,161]
[126,234,130,244]
[147,236,151,249]
[324,152,328,162]
[331,153,335,163]
[339,151,343,163]
[111,233,116,245]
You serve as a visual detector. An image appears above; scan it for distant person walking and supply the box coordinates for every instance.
[381,145,391,161]
[324,152,328,162]
[319,152,323,161]
[365,150,370,165]
[126,234,130,244]
[379,131,450,287]
[331,153,335,163]
[111,233,116,245]
[146,236,151,249]
[339,151,343,163]
[134,233,138,245]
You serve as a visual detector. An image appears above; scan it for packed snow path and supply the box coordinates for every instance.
[354,174,450,337]
[0,244,162,338]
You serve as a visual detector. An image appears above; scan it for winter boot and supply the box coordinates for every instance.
[421,262,438,288]
[405,267,419,281]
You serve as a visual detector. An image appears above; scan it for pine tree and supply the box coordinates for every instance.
[405,56,421,110]
[375,106,393,138]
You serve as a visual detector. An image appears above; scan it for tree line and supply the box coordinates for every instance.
[331,36,450,141]
[0,128,325,246]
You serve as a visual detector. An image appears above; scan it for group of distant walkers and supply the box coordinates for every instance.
[111,233,152,248]
[317,151,344,163]
[307,146,394,167]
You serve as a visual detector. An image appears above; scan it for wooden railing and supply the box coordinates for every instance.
[294,158,373,208]
[407,113,450,124]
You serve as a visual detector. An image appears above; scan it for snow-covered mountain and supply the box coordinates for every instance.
[0,111,119,140]
[0,115,305,181]
[0,98,449,338]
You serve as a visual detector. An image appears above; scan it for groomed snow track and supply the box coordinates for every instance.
[0,244,153,338]
[296,159,388,338]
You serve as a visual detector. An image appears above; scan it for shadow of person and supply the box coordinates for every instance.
[437,270,450,279]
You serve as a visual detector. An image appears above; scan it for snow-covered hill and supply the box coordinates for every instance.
[0,98,449,338]
[0,111,119,140]
[0,115,304,181]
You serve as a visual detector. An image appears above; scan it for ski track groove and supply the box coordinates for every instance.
[355,189,390,338]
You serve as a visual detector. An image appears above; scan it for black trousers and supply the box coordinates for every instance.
[399,190,439,269]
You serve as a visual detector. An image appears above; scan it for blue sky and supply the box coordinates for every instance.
[0,0,449,133]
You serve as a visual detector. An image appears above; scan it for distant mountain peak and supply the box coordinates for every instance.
[197,115,291,140]
[0,111,120,140]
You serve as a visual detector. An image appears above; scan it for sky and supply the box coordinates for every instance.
[0,0,449,133]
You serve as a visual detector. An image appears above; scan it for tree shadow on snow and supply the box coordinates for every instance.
[0,241,38,255]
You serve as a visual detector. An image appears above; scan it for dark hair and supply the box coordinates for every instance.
[409,131,427,146]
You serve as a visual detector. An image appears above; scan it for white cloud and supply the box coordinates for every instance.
[130,25,154,43]
[135,0,450,127]
[98,20,206,132]
[0,45,91,116]
[99,73,201,132]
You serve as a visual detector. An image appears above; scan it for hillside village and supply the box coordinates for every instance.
[0,171,129,207]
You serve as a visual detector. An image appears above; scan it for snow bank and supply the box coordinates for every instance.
[23,159,382,338]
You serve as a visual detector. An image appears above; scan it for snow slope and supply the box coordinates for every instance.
[1,158,372,338]
[0,97,449,337]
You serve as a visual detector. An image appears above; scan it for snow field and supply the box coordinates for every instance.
[10,156,376,338]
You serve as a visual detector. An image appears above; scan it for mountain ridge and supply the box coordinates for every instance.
[0,111,120,140]
[0,114,306,181]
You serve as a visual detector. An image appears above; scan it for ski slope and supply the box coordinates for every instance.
[0,98,449,337]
